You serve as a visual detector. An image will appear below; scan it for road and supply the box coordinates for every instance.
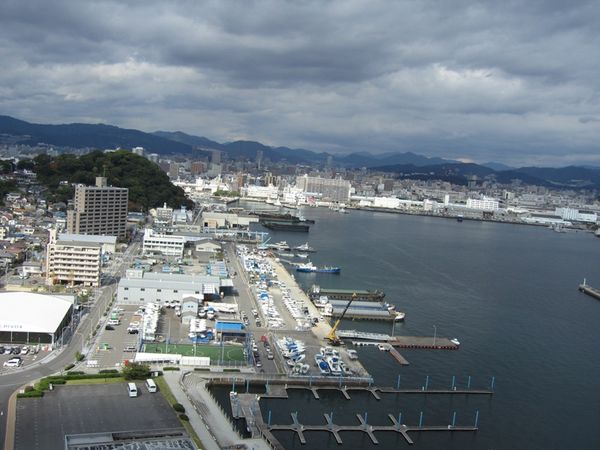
[224,243,283,375]
[0,242,140,448]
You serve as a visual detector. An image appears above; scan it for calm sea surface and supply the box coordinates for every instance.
[221,204,600,450]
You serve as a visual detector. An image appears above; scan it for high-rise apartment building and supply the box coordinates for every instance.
[66,177,128,239]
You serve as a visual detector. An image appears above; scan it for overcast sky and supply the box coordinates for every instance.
[1,0,599,166]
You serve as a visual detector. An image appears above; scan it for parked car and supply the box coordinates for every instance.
[11,347,21,355]
[3,357,22,368]
[105,325,115,331]
[20,346,29,355]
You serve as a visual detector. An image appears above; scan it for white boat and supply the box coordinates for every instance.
[296,253,309,258]
[394,311,406,321]
[294,242,315,252]
[269,241,290,250]
[347,349,358,360]
[327,357,343,376]
[450,338,461,346]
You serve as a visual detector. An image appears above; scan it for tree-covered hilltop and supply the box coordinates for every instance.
[28,151,194,210]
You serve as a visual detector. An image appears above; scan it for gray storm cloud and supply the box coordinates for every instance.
[0,0,599,166]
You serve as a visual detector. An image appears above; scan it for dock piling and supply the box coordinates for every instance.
[490,376,495,390]
[396,374,401,390]
[398,412,402,428]
[451,411,456,428]
[419,411,424,427]
[364,411,368,423]
[474,410,480,428]
[268,410,272,427]
[425,375,430,390]
[451,375,456,390]
[232,379,235,392]
[467,375,471,389]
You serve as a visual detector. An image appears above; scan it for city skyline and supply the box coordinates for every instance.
[1,1,600,166]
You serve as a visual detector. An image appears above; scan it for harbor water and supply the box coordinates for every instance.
[226,203,600,449]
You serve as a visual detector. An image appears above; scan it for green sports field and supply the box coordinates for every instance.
[143,343,245,361]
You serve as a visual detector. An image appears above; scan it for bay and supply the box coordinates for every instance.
[232,204,600,449]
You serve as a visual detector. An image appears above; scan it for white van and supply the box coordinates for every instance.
[145,378,157,393]
[127,382,138,397]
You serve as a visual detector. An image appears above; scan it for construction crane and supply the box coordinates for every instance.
[326,293,356,346]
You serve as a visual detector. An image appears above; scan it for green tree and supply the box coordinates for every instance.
[122,362,151,380]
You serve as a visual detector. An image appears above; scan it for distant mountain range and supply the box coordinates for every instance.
[373,162,600,188]
[1,115,599,189]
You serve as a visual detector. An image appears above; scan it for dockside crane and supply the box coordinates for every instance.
[326,293,356,346]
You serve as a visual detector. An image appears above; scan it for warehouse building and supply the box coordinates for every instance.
[116,271,233,305]
[0,292,74,345]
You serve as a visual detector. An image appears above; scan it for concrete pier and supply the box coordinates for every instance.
[391,335,459,349]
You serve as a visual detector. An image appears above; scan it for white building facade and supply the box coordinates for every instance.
[142,229,185,258]
[466,196,500,211]
[46,230,101,287]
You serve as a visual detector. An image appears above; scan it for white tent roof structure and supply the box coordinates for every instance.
[0,292,73,334]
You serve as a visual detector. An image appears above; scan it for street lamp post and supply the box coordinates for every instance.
[433,325,437,347]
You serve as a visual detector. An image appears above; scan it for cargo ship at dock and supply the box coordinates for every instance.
[309,284,385,302]
[253,212,315,224]
[262,221,310,232]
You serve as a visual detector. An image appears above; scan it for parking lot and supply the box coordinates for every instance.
[0,344,52,374]
[15,383,182,450]
[87,305,141,369]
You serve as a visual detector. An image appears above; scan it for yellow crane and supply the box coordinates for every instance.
[326,293,357,346]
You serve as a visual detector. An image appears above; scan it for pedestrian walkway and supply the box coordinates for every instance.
[163,371,271,450]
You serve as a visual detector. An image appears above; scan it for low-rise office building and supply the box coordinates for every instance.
[142,229,185,258]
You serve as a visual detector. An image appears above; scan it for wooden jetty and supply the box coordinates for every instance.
[229,392,285,450]
[389,346,410,365]
[268,412,478,445]
[579,282,600,300]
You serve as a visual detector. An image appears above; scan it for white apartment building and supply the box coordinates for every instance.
[142,229,184,258]
[466,196,500,211]
[46,230,101,287]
